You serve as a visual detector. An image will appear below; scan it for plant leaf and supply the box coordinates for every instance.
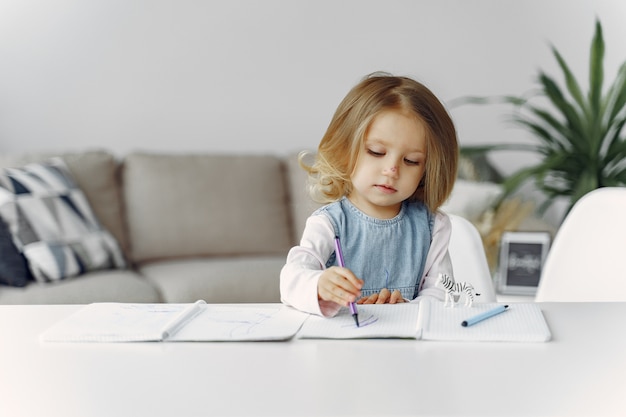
[604,62,626,122]
[552,45,587,112]
[460,144,538,155]
[589,19,605,115]
[538,73,588,140]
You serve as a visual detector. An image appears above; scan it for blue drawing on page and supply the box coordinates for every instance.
[202,310,277,338]
[341,313,378,328]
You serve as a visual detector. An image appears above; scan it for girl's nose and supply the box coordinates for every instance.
[383,165,398,177]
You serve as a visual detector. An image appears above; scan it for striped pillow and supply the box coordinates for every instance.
[0,216,32,286]
[0,158,126,283]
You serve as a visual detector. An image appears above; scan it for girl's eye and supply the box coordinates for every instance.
[404,158,420,166]
[367,149,385,157]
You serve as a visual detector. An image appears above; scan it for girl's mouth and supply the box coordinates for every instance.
[375,184,397,194]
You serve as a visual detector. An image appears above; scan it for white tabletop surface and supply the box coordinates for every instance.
[1,302,625,417]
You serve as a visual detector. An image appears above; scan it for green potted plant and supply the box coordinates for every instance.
[455,19,626,216]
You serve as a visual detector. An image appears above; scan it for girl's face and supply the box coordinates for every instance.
[348,109,427,219]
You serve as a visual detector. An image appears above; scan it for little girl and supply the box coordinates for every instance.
[280,73,458,317]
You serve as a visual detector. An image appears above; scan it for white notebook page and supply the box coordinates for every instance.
[40,303,189,342]
[419,299,552,342]
[298,303,421,339]
[168,305,308,341]
[40,303,309,343]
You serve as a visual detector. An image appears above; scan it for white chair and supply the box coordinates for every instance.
[535,187,626,302]
[447,214,497,302]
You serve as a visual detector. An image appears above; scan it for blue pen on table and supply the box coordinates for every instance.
[461,305,509,327]
[334,236,359,327]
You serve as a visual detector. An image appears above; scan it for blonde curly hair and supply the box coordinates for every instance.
[300,72,458,213]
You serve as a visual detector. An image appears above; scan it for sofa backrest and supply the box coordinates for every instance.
[122,152,294,264]
[284,152,323,244]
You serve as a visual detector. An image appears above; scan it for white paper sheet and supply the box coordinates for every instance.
[40,303,190,342]
[297,303,421,339]
[40,303,309,342]
[419,299,552,342]
[168,305,309,341]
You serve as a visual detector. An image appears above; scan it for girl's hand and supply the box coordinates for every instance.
[357,288,405,304]
[318,266,363,307]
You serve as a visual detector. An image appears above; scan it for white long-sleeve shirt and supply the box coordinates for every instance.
[280,211,452,317]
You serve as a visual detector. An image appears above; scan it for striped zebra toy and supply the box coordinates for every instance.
[437,273,478,308]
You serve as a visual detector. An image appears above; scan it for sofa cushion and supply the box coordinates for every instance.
[0,158,126,283]
[285,152,323,243]
[0,269,162,304]
[0,150,129,257]
[138,256,283,303]
[123,153,292,263]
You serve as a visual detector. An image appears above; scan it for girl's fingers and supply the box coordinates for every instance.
[318,267,363,306]
[361,293,378,304]
[321,277,407,306]
[356,289,406,304]
[319,285,351,306]
[336,268,364,292]
[332,268,362,296]
[375,288,391,304]
[389,290,405,304]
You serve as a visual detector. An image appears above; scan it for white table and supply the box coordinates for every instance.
[1,303,625,417]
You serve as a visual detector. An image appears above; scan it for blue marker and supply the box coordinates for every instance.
[461,305,509,327]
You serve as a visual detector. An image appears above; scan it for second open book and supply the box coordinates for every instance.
[40,298,551,343]
[299,298,551,342]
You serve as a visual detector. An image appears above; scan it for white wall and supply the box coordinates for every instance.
[0,0,625,179]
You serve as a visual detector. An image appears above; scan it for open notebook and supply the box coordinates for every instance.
[40,301,309,342]
[298,299,552,342]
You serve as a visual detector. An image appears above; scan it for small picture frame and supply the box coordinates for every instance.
[497,231,551,296]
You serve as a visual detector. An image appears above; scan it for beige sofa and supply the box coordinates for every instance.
[0,150,319,304]
[0,149,507,305]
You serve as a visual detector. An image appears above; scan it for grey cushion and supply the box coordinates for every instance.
[0,269,161,304]
[285,152,322,243]
[138,256,284,303]
[123,153,293,263]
